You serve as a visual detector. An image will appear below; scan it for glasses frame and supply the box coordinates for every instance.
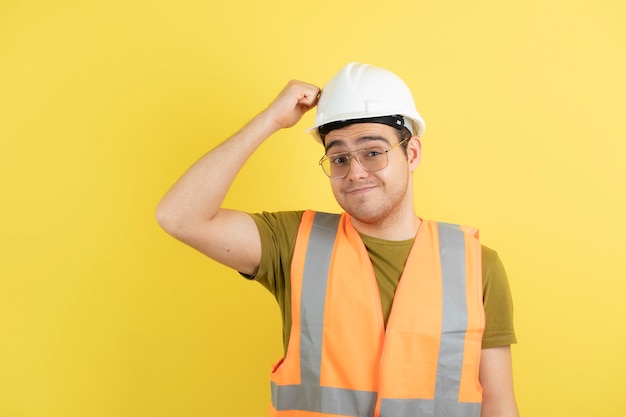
[318,137,410,179]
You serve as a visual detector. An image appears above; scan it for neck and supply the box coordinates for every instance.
[349,210,421,241]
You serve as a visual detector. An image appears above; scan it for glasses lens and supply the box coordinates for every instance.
[321,154,349,178]
[357,147,387,171]
[320,147,389,178]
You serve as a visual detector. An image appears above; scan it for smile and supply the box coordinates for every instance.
[345,185,377,194]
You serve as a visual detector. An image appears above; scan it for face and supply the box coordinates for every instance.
[323,123,421,226]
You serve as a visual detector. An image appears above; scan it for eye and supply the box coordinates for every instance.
[331,154,349,165]
[363,148,385,158]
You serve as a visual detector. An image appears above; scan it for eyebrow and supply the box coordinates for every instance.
[325,135,392,153]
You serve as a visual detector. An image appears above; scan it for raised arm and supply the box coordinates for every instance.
[156,80,320,276]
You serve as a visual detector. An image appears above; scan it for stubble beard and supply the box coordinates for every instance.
[335,173,411,227]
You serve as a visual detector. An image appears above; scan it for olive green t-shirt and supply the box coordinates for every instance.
[247,210,517,352]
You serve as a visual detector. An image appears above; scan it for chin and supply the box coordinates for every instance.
[342,204,388,225]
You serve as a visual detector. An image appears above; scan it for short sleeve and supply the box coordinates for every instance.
[245,211,304,297]
[481,245,517,348]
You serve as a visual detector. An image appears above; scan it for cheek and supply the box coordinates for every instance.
[329,181,343,198]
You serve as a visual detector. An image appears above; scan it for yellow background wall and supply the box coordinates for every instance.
[1,0,625,416]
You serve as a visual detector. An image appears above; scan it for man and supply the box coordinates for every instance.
[157,62,519,417]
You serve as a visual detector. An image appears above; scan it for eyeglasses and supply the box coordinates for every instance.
[319,137,409,179]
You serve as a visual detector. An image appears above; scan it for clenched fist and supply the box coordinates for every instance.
[263,80,321,130]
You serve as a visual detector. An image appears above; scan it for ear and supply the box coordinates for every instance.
[407,136,422,171]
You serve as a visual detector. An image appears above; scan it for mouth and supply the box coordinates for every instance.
[344,184,378,195]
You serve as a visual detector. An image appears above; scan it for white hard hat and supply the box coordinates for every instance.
[308,62,426,143]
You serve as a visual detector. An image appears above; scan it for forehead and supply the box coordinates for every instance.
[324,123,398,151]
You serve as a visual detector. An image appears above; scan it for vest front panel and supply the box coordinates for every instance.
[269,211,484,417]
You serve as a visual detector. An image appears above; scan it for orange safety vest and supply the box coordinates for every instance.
[269,211,485,417]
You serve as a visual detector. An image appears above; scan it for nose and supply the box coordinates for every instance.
[346,155,368,180]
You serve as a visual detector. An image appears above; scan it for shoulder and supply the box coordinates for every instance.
[480,244,508,284]
[248,210,306,231]
[481,244,501,269]
[247,210,306,256]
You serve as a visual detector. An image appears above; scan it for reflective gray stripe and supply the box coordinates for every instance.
[436,223,468,400]
[271,381,377,416]
[300,212,341,386]
[380,397,481,417]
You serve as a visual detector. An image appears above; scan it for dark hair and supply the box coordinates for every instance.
[398,127,412,154]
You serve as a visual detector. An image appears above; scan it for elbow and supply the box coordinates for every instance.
[155,199,183,237]
[155,198,210,243]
